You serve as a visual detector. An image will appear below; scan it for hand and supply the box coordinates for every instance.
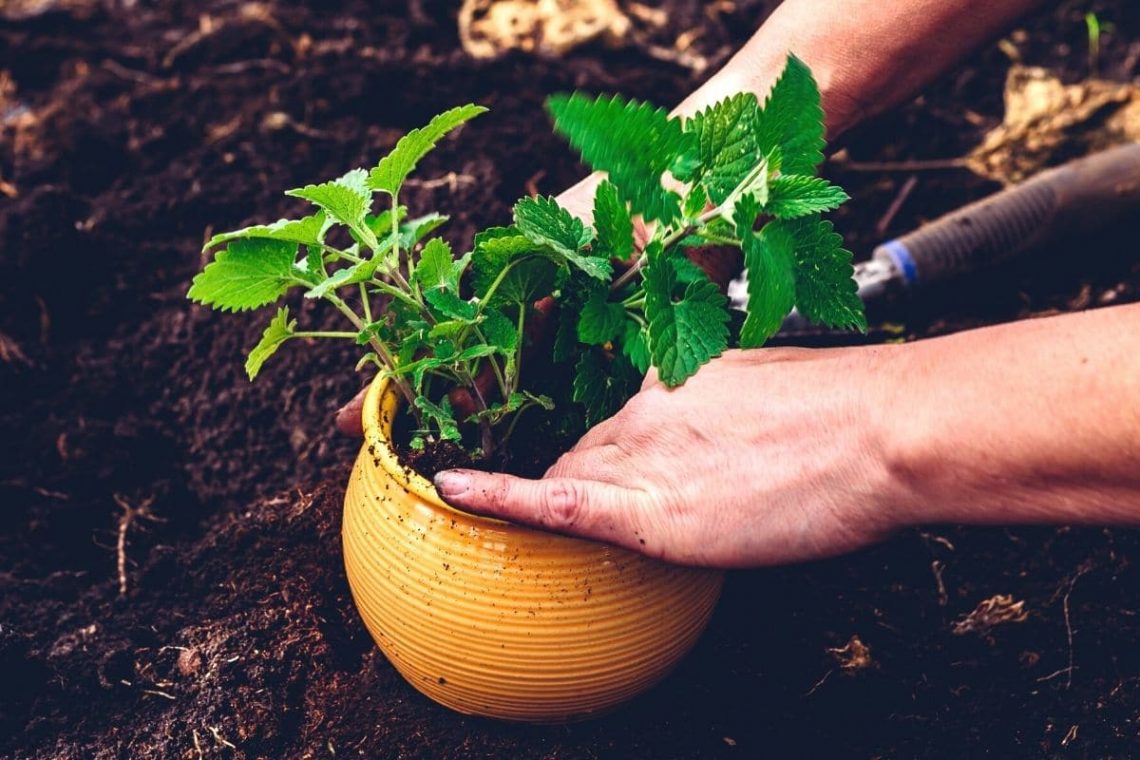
[432,346,905,568]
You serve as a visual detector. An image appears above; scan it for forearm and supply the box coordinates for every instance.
[680,0,1045,134]
[884,304,1140,527]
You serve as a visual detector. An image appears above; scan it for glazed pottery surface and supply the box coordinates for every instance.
[342,376,724,722]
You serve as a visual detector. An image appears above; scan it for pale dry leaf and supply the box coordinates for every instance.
[827,634,873,672]
[951,593,1029,636]
[458,0,630,59]
[967,65,1140,185]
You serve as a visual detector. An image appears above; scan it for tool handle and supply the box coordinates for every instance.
[872,142,1140,286]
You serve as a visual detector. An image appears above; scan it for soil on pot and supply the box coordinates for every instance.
[2,0,1140,757]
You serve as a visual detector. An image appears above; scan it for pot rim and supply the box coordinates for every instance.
[361,373,510,524]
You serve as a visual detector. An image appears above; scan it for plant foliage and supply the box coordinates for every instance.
[189,54,863,459]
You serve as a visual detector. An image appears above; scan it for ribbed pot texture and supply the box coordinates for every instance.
[342,375,725,722]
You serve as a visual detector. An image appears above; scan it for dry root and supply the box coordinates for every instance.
[952,593,1029,636]
[827,635,873,672]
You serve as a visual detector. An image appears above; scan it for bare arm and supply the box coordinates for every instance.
[681,0,1046,133]
[557,0,1045,219]
[887,304,1140,528]
[436,304,1140,567]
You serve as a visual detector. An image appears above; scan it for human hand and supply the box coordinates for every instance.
[432,346,906,568]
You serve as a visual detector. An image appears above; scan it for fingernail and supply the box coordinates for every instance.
[434,470,471,498]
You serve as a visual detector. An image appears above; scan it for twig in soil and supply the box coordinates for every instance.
[404,172,476,193]
[101,59,166,86]
[876,174,918,236]
[804,668,833,696]
[113,493,156,597]
[208,726,237,750]
[207,59,293,76]
[142,688,176,700]
[931,559,948,607]
[524,169,546,198]
[192,730,204,760]
[1061,565,1092,690]
[829,151,969,173]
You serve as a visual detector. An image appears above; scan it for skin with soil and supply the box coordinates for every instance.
[2,0,1140,757]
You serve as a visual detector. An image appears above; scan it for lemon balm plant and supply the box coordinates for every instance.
[188,54,864,466]
[189,54,865,723]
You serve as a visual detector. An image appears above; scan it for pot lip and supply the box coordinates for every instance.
[361,373,509,524]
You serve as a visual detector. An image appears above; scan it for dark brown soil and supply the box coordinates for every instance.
[2,1,1139,757]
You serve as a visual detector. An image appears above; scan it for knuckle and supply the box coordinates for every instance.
[540,480,585,528]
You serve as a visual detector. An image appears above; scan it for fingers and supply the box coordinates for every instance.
[433,469,648,551]
[335,385,368,436]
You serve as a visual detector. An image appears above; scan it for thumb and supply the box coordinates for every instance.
[433,469,646,549]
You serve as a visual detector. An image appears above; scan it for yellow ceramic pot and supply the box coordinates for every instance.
[342,375,724,722]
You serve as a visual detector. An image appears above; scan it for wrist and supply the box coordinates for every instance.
[866,341,940,532]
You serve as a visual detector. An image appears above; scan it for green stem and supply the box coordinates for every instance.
[473,325,509,400]
[511,305,527,396]
[369,277,422,311]
[498,400,537,450]
[359,282,372,324]
[327,294,416,409]
[610,206,724,292]
[477,255,535,316]
[294,331,360,339]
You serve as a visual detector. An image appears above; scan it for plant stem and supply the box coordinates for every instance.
[473,325,509,400]
[511,305,526,396]
[369,277,422,311]
[610,206,724,292]
[327,294,417,409]
[359,282,372,324]
[294,331,360,339]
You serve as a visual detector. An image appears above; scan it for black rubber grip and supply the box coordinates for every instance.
[873,142,1140,285]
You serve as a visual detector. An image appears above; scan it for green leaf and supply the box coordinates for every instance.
[368,104,488,196]
[286,168,376,247]
[304,256,381,299]
[245,307,296,380]
[547,92,691,224]
[401,212,449,249]
[591,180,635,261]
[188,238,299,312]
[577,289,626,345]
[413,238,460,292]
[354,206,407,247]
[765,174,848,218]
[414,396,462,442]
[573,350,638,426]
[643,242,730,387]
[514,195,590,254]
[778,215,866,330]
[621,320,650,374]
[719,156,769,221]
[754,54,825,176]
[684,92,763,205]
[471,227,559,305]
[481,310,519,355]
[206,211,331,250]
[467,391,554,424]
[682,184,708,220]
[424,288,477,321]
[734,196,795,346]
[514,195,611,281]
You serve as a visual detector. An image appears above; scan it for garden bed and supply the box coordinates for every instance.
[2,0,1139,756]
